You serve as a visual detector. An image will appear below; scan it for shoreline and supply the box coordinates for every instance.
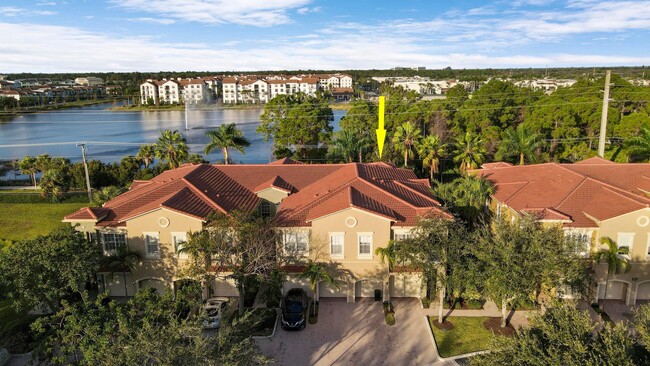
[1,98,124,116]
[110,102,353,112]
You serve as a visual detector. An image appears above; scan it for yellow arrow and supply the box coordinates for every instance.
[376,95,386,159]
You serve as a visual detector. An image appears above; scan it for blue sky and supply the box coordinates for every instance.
[1,0,650,72]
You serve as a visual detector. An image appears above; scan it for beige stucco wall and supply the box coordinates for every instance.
[309,207,391,281]
[597,208,650,261]
[256,188,288,205]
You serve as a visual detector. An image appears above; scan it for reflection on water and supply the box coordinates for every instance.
[0,103,345,168]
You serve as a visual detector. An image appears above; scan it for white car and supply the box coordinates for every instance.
[202,297,229,329]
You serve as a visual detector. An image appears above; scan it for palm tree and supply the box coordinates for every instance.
[92,186,123,206]
[154,130,189,169]
[19,155,38,187]
[593,237,631,312]
[204,123,250,164]
[417,135,447,181]
[626,127,650,162]
[101,246,142,297]
[333,130,372,163]
[137,144,156,169]
[453,131,486,174]
[300,260,339,316]
[375,241,397,271]
[496,124,542,165]
[392,122,422,167]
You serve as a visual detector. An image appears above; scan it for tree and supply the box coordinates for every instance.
[204,123,251,164]
[300,260,339,316]
[100,246,142,297]
[19,155,38,187]
[391,121,421,167]
[39,168,71,202]
[257,93,333,161]
[375,240,397,271]
[179,229,220,301]
[453,131,486,174]
[593,237,631,311]
[417,134,446,180]
[626,127,650,162]
[495,123,542,165]
[331,130,372,163]
[474,217,593,328]
[0,227,100,312]
[91,186,123,206]
[154,130,189,169]
[136,144,156,169]
[634,304,650,354]
[433,175,495,226]
[471,304,644,366]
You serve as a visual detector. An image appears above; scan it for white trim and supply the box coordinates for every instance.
[393,228,413,241]
[120,207,206,224]
[100,232,128,255]
[171,232,188,260]
[357,232,373,259]
[329,232,345,259]
[282,230,310,256]
[617,232,635,258]
[306,207,394,223]
[143,231,160,259]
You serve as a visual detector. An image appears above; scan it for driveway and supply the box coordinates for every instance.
[256,297,437,366]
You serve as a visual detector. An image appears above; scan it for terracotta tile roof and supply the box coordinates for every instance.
[65,160,448,229]
[474,158,650,228]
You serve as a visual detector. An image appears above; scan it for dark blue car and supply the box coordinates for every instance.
[281,288,308,330]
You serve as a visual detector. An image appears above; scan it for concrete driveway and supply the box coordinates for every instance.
[256,297,436,366]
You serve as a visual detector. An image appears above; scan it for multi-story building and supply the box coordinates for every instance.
[473,157,650,305]
[64,159,449,302]
[75,77,104,86]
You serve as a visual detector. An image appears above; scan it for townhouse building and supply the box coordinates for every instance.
[140,78,213,105]
[473,157,650,305]
[64,159,449,302]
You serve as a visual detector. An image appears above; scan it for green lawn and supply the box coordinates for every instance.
[0,203,86,241]
[429,316,496,358]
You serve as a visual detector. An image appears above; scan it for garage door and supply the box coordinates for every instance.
[598,281,628,300]
[138,278,168,295]
[213,278,239,297]
[390,273,422,298]
[319,281,348,298]
[283,276,311,296]
[355,279,383,298]
[637,282,650,300]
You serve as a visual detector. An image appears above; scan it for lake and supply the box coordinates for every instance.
[0,103,346,173]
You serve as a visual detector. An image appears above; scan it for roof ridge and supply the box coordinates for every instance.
[600,183,650,206]
[503,181,532,205]
[555,177,588,208]
[358,178,421,209]
[104,179,181,209]
[393,180,441,205]
[181,176,226,213]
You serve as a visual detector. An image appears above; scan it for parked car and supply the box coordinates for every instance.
[281,288,308,330]
[202,297,229,330]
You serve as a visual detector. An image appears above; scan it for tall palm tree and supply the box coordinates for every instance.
[417,135,447,181]
[392,122,422,167]
[453,131,486,174]
[300,260,339,316]
[593,237,631,312]
[101,246,142,297]
[19,155,38,187]
[496,124,542,165]
[333,130,372,163]
[136,144,156,169]
[155,130,189,169]
[92,186,123,206]
[204,123,250,164]
[626,127,650,162]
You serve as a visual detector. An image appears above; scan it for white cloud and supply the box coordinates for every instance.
[37,1,58,6]
[297,6,321,14]
[0,7,57,17]
[111,0,311,27]
[1,22,648,73]
[128,17,176,25]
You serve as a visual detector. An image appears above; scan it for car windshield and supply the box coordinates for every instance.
[207,308,220,317]
[285,301,303,314]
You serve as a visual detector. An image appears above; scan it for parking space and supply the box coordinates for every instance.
[256,297,436,366]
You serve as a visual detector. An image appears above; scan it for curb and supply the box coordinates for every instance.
[252,308,280,340]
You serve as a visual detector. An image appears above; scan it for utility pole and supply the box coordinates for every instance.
[598,70,612,158]
[77,142,92,202]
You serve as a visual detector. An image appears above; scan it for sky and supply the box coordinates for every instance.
[1,0,650,72]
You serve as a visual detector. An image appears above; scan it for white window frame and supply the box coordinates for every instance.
[101,232,127,255]
[329,232,345,259]
[357,232,373,259]
[617,232,635,258]
[393,229,412,242]
[283,230,309,256]
[171,232,188,260]
[564,229,592,258]
[144,232,160,259]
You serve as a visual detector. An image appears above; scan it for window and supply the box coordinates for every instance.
[358,233,373,259]
[565,230,591,257]
[259,200,271,217]
[284,231,309,254]
[393,230,411,241]
[101,232,127,254]
[172,232,188,259]
[496,204,502,220]
[617,232,635,257]
[329,232,344,259]
[144,232,160,259]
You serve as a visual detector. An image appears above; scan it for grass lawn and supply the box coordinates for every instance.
[0,300,42,353]
[429,316,497,358]
[0,202,86,241]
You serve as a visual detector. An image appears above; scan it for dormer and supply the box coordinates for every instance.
[253,176,294,204]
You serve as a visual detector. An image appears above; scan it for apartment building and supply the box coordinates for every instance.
[64,159,449,302]
[139,78,211,105]
[473,157,650,305]
[75,77,104,86]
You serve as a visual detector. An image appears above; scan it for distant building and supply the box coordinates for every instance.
[373,76,468,95]
[392,66,426,71]
[510,78,577,93]
[75,77,104,86]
